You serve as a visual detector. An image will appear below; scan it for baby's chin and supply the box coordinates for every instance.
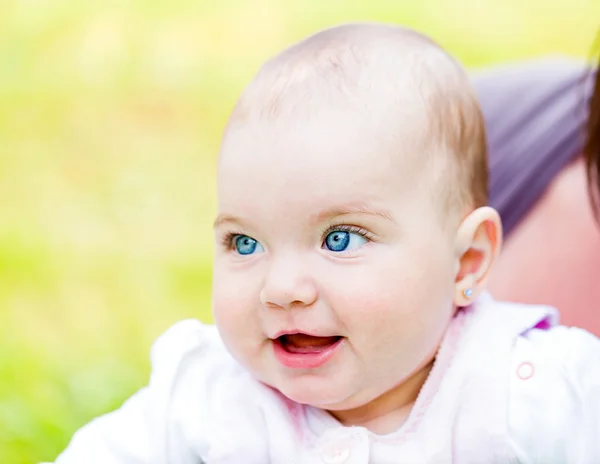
[270,372,363,410]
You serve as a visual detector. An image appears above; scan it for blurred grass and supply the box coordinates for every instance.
[0,0,598,462]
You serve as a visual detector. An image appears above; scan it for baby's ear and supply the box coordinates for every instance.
[453,206,503,306]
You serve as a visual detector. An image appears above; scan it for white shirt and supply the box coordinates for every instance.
[48,294,600,463]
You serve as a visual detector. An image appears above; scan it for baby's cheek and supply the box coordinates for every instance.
[212,271,265,369]
[212,268,260,327]
[332,254,448,338]
[328,271,405,328]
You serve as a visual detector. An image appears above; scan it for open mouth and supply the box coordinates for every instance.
[272,333,344,369]
[277,334,342,353]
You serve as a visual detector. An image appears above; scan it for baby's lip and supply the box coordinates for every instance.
[271,329,339,339]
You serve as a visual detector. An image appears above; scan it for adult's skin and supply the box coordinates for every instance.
[472,58,600,336]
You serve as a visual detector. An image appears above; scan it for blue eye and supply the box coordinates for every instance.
[324,230,368,252]
[234,235,264,255]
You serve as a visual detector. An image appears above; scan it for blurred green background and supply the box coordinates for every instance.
[1,0,598,461]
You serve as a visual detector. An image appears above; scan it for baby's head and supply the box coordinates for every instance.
[212,23,501,424]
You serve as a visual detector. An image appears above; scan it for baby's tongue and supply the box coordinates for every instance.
[282,334,340,354]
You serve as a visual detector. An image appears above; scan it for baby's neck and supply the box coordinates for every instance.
[327,361,433,435]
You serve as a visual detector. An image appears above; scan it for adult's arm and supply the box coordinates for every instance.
[471,58,594,237]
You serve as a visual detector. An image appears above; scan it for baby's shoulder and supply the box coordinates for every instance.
[149,319,246,387]
[511,324,599,393]
[508,325,600,461]
[150,319,222,364]
[512,323,599,367]
[146,320,270,456]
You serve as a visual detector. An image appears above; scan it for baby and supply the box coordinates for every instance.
[49,23,600,463]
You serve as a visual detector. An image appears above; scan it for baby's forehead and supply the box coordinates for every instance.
[217,114,447,236]
[221,94,430,170]
[218,106,440,213]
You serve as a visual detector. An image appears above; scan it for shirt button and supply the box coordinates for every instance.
[516,361,534,380]
[321,443,351,463]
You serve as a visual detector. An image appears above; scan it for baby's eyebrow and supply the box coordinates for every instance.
[213,214,241,229]
[314,203,396,224]
[213,204,396,229]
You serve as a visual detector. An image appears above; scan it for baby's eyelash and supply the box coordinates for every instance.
[218,231,243,249]
[321,224,375,242]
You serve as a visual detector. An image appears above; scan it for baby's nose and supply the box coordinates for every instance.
[259,256,318,309]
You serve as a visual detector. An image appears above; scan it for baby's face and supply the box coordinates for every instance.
[212,103,458,411]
